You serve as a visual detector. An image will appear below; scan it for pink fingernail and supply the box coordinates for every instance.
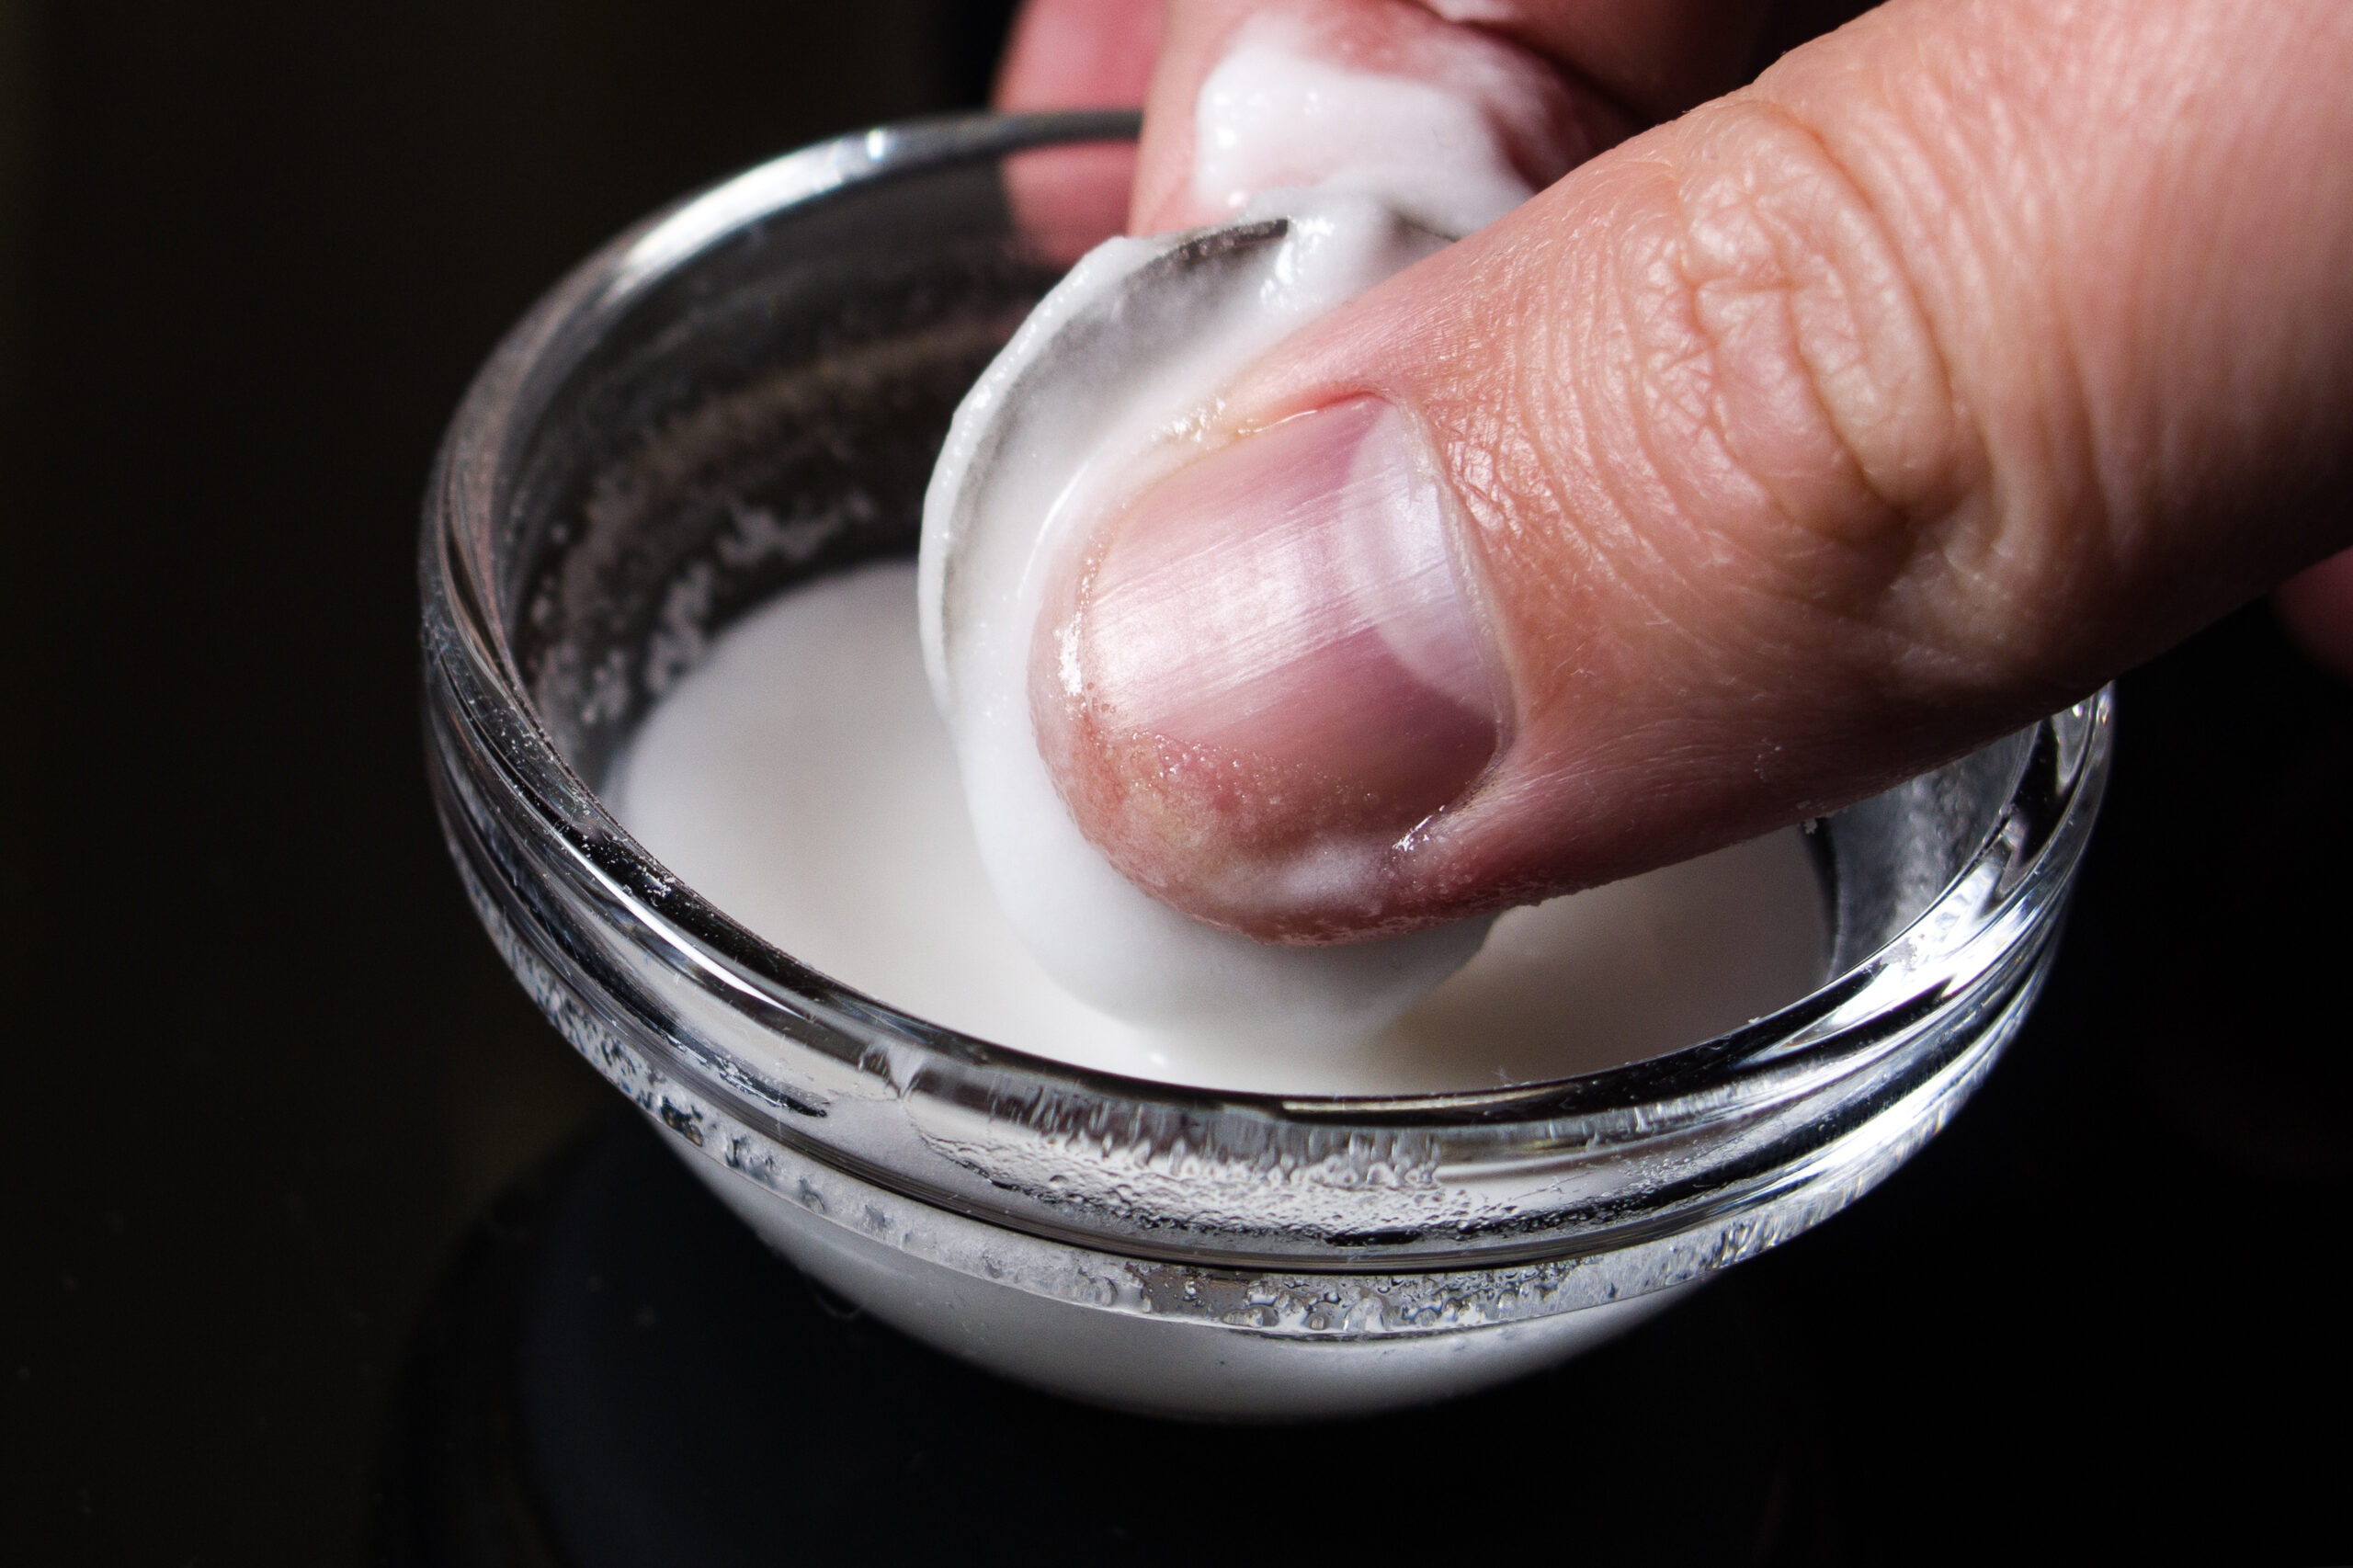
[1038,397,1506,910]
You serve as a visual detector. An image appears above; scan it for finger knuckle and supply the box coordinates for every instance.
[1618,98,2005,686]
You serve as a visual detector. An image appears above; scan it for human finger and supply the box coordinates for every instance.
[1037,0,2353,940]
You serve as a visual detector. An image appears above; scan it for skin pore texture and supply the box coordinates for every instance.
[1003,0,2353,944]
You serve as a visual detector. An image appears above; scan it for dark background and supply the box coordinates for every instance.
[0,4,2346,1562]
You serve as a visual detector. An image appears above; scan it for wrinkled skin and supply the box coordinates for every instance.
[1000,0,2353,942]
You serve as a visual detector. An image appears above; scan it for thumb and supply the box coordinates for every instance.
[1037,0,2353,942]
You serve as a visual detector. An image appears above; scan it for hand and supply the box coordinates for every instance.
[998,0,2353,943]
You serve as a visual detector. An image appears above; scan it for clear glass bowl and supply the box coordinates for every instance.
[420,112,2112,1421]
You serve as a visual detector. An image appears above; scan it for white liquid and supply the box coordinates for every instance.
[610,563,1829,1097]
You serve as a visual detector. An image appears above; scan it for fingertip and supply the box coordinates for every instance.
[993,0,1164,111]
[992,0,1163,264]
[2275,548,2353,683]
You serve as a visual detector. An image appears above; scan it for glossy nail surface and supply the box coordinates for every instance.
[1035,396,1506,937]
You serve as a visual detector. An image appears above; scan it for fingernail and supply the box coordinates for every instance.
[1039,397,1506,896]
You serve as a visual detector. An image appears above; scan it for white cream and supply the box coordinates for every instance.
[610,562,1828,1096]
[1191,40,1536,238]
